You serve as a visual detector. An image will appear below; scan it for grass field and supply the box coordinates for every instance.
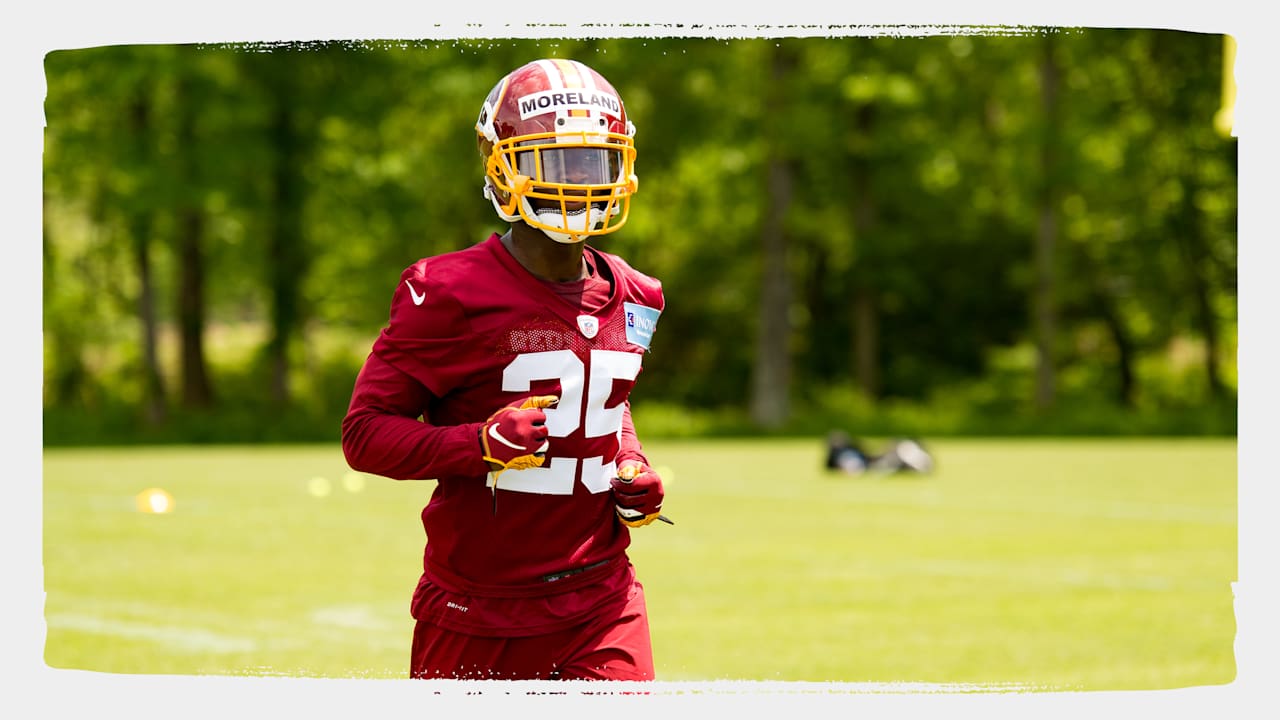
[40,438,1237,692]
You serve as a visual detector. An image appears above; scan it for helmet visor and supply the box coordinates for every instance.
[516,145,623,186]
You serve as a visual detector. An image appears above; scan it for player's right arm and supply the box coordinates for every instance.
[341,352,490,481]
[342,261,495,481]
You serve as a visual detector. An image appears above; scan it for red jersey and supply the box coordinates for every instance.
[342,233,664,636]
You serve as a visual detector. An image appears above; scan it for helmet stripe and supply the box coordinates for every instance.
[559,60,594,118]
[537,58,597,119]
[572,60,599,92]
[534,59,566,90]
[551,59,587,118]
[553,58,583,88]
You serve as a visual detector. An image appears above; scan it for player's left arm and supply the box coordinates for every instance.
[608,259,669,526]
[616,401,646,468]
[610,402,672,527]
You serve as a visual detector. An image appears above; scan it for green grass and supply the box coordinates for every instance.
[40,438,1237,690]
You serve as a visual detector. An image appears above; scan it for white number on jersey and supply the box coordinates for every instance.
[492,349,641,495]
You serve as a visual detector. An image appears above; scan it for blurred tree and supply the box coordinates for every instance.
[261,46,311,406]
[125,76,168,423]
[171,60,215,409]
[43,45,178,421]
[39,30,1238,443]
[1150,30,1233,400]
[751,40,798,428]
[1033,31,1063,412]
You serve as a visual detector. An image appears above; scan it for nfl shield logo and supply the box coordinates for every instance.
[576,315,599,339]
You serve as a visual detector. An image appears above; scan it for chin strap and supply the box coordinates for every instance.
[483,182,522,223]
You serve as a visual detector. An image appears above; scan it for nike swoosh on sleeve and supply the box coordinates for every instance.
[404,280,426,306]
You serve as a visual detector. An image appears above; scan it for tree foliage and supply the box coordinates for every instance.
[41,30,1238,443]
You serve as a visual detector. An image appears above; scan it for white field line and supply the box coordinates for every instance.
[46,604,407,656]
[308,604,400,632]
[46,613,258,654]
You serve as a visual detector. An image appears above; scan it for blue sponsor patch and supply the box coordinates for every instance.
[623,302,661,350]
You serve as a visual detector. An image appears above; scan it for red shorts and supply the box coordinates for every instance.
[409,578,653,681]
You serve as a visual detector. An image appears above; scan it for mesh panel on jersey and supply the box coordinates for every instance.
[497,311,637,358]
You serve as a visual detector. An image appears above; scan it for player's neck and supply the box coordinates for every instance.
[502,228,589,283]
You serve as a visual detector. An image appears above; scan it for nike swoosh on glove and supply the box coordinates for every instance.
[611,460,667,528]
[480,395,558,473]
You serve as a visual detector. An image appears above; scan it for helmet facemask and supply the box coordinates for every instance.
[484,120,636,244]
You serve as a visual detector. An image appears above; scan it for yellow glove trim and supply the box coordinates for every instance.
[614,462,674,526]
[480,395,559,470]
[483,395,560,514]
[616,509,663,528]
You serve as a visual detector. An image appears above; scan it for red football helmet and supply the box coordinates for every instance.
[476,59,638,243]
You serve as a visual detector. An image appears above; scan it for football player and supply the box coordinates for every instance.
[825,431,935,476]
[342,58,668,681]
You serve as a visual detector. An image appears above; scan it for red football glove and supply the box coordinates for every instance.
[480,395,558,473]
[611,460,671,528]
